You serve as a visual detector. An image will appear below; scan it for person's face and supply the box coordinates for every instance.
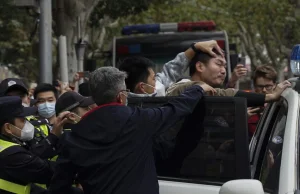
[197,56,227,86]
[76,107,92,117]
[36,91,56,105]
[90,103,97,109]
[254,77,276,94]
[136,68,156,94]
[3,117,26,138]
[68,106,92,123]
[6,90,30,107]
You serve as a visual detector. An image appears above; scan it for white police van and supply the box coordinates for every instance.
[128,53,300,194]
[109,21,236,84]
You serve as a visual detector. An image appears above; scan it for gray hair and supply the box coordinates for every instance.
[89,67,127,105]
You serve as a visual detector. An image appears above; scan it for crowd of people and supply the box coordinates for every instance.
[0,40,291,194]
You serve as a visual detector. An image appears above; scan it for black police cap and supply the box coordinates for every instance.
[0,78,28,97]
[0,96,37,122]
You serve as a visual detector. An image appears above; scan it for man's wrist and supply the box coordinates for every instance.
[227,80,236,88]
[50,127,62,137]
[226,82,236,88]
[231,73,239,81]
[184,48,196,61]
[227,74,239,87]
[190,43,198,53]
[265,94,275,102]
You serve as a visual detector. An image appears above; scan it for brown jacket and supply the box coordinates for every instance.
[166,80,237,97]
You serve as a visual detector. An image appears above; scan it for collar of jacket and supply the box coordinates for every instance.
[81,102,123,119]
[128,92,157,98]
[0,134,26,146]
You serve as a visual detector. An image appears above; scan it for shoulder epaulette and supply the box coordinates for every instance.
[29,118,49,126]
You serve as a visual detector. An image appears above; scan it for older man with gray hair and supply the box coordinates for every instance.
[49,67,214,194]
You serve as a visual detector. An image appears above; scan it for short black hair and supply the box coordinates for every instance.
[189,51,214,76]
[252,65,277,84]
[118,57,154,92]
[34,83,58,99]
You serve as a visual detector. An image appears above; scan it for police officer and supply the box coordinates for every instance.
[0,96,68,194]
[0,78,31,107]
[0,79,62,160]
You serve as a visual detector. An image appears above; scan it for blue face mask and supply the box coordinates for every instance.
[38,102,56,118]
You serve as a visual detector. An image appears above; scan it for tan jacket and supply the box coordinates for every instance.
[166,80,237,97]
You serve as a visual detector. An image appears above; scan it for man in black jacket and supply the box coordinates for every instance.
[48,67,215,194]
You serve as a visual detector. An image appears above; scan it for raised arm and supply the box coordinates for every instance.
[156,40,223,96]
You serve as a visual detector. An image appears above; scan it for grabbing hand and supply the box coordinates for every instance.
[195,40,224,57]
[197,82,217,96]
[247,107,261,117]
[266,80,291,102]
[51,111,70,137]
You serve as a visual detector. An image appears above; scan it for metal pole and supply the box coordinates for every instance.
[39,0,52,84]
[56,0,65,36]
[77,16,81,40]
[59,36,68,87]
[76,16,82,86]
[75,41,86,84]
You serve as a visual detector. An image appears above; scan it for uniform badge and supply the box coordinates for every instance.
[8,80,16,87]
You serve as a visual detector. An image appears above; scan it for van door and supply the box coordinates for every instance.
[128,96,251,194]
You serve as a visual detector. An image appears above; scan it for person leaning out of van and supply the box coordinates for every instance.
[166,50,291,106]
[119,40,224,97]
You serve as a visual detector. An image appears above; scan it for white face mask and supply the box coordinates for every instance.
[128,92,157,98]
[38,102,56,118]
[142,83,157,95]
[11,121,35,141]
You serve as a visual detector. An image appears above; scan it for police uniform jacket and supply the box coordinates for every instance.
[26,117,60,160]
[0,135,55,194]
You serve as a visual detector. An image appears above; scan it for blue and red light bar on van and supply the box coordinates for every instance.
[122,21,216,35]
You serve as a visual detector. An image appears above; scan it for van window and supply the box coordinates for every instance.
[259,101,287,193]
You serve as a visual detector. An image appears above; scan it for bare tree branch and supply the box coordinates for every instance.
[87,16,119,59]
[237,21,259,68]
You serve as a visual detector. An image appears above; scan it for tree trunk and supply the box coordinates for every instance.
[62,0,102,81]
